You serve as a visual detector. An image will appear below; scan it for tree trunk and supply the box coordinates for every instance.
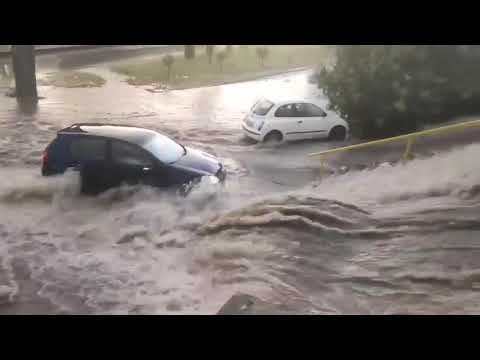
[206,45,215,64]
[11,45,38,100]
[167,66,171,81]
[184,45,195,59]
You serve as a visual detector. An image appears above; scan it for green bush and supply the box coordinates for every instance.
[317,45,480,139]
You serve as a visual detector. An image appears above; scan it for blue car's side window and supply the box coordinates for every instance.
[111,141,153,167]
[69,137,107,164]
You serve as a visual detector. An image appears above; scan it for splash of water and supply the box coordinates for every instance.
[311,143,480,207]
[1,143,480,314]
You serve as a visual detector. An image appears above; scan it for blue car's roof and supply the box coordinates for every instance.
[58,123,158,146]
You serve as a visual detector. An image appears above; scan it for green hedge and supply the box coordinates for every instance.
[317,45,480,139]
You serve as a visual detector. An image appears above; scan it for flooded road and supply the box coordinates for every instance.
[1,49,480,314]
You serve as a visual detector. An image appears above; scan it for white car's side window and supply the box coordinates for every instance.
[296,103,327,118]
[274,104,296,118]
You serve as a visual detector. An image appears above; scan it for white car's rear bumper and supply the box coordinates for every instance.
[242,124,262,142]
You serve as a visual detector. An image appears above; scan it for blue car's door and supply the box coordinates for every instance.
[80,159,117,194]
[110,140,171,188]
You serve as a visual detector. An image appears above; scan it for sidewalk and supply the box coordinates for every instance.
[0,45,176,60]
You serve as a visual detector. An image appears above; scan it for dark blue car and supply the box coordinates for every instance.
[42,123,226,194]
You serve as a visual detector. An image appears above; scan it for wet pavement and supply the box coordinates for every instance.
[0,47,480,314]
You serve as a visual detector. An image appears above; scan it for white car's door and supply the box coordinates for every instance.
[295,103,330,139]
[273,103,306,140]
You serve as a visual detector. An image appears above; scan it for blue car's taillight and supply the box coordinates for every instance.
[42,150,49,168]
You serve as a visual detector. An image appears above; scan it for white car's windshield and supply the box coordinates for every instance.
[143,134,185,164]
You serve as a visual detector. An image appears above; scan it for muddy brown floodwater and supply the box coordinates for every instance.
[1,48,480,314]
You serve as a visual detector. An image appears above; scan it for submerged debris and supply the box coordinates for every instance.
[0,285,14,305]
[5,88,15,97]
[117,228,150,244]
[166,299,183,312]
[145,83,171,93]
[217,293,296,315]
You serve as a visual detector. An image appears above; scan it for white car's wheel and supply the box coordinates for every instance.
[263,131,283,143]
[328,126,347,141]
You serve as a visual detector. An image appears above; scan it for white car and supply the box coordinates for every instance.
[242,98,349,143]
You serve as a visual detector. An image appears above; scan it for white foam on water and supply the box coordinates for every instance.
[1,143,479,314]
[0,168,280,314]
[310,143,480,208]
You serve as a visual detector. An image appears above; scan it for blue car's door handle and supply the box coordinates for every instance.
[67,163,81,172]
